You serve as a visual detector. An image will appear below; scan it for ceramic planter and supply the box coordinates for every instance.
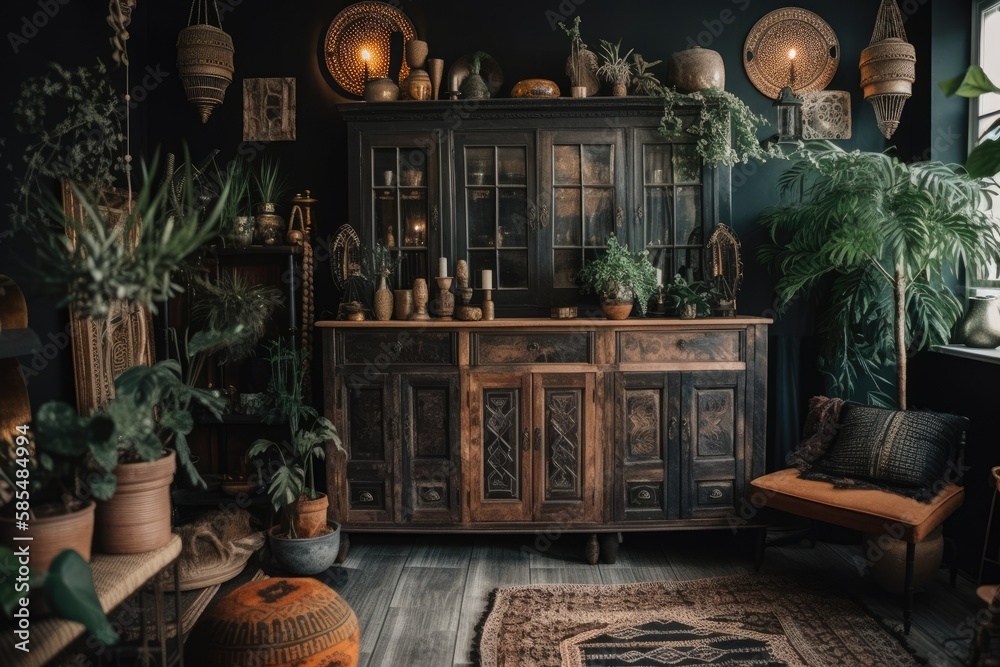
[269,522,342,575]
[679,303,698,320]
[667,46,725,93]
[295,493,330,539]
[956,296,1000,348]
[600,298,634,320]
[0,500,95,571]
[95,449,176,554]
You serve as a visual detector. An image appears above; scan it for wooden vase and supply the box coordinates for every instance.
[95,449,176,554]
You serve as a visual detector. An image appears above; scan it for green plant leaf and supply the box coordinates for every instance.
[45,550,119,646]
[938,65,1000,98]
[0,547,30,617]
[965,139,1000,179]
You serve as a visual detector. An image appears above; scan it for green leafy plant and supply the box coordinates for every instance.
[248,341,343,537]
[361,241,401,280]
[664,274,715,316]
[631,53,663,96]
[254,157,288,205]
[220,157,252,222]
[192,273,283,363]
[578,234,658,315]
[758,141,1000,407]
[939,65,1000,179]
[596,39,634,88]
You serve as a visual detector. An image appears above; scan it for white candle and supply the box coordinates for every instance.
[439,257,448,278]
[481,269,493,290]
[655,268,663,286]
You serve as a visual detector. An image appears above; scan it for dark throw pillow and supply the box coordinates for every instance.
[799,404,968,502]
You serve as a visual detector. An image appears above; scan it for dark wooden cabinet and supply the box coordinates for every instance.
[322,318,768,563]
[340,98,730,316]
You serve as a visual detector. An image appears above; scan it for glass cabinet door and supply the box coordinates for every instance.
[454,132,535,307]
[632,129,708,290]
[540,130,626,304]
[363,136,440,287]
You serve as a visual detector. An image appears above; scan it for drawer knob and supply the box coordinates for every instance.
[359,491,374,503]
[423,489,442,502]
[677,339,687,349]
[709,488,723,500]
[637,489,652,501]
[527,341,540,352]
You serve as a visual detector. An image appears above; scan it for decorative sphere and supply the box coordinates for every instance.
[286,229,304,245]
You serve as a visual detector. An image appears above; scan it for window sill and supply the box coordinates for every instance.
[933,344,1000,365]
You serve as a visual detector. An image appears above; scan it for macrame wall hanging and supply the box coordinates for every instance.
[859,0,916,139]
[177,0,235,123]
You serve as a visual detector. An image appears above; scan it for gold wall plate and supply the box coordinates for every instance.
[324,1,416,97]
[744,7,839,99]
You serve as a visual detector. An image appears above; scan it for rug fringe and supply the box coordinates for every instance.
[470,586,503,667]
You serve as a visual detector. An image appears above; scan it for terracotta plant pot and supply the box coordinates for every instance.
[295,493,330,539]
[95,450,176,554]
[0,501,95,572]
[601,299,634,320]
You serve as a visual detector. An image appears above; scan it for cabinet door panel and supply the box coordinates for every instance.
[399,373,461,523]
[534,373,600,523]
[613,373,675,521]
[469,373,533,522]
[341,374,396,524]
[680,371,744,519]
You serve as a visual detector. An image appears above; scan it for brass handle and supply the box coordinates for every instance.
[615,207,624,228]
[534,427,542,451]
[359,491,374,503]
[522,428,530,452]
[540,204,550,228]
[528,203,537,230]
[424,488,442,502]
[709,488,723,500]
[668,417,678,439]
[527,341,540,352]
[635,206,643,224]
[638,489,652,501]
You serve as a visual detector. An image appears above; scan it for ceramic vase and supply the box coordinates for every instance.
[667,46,725,93]
[460,71,490,100]
[231,215,254,248]
[612,81,628,97]
[254,202,284,245]
[427,58,444,100]
[393,289,414,320]
[410,278,431,320]
[363,77,399,102]
[956,296,1000,348]
[401,40,432,100]
[373,275,394,321]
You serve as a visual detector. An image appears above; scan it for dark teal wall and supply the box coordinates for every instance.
[0,0,971,415]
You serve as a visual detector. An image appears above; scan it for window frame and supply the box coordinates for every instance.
[970,0,1000,292]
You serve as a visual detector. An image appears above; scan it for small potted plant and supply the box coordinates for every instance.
[664,274,714,319]
[631,53,663,96]
[249,341,344,575]
[222,158,253,247]
[596,39,634,97]
[578,234,658,319]
[253,157,288,245]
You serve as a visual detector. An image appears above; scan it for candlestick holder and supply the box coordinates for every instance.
[482,288,495,321]
[455,285,482,321]
[436,276,455,320]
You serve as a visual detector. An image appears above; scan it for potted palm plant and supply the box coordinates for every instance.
[253,157,288,245]
[249,341,344,575]
[578,234,658,319]
[596,39,634,97]
[759,141,1000,408]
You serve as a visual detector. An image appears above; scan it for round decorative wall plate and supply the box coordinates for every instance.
[744,8,840,99]
[324,1,416,97]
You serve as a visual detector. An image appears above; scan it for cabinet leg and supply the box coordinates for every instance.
[585,534,600,565]
[598,533,620,564]
[336,533,350,564]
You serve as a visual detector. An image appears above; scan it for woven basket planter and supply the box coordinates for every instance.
[95,450,176,554]
[177,23,234,123]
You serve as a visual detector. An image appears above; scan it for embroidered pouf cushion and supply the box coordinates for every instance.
[192,577,360,667]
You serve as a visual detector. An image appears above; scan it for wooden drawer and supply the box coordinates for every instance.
[618,330,741,363]
[338,331,455,366]
[473,332,592,364]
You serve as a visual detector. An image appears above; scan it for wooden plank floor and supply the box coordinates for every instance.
[328,530,982,667]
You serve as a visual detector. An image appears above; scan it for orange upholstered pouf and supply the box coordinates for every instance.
[194,577,360,667]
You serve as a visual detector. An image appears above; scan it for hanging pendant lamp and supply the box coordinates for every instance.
[859,0,916,139]
[177,0,234,123]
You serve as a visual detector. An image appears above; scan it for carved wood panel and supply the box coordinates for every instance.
[348,386,388,462]
[613,373,672,522]
[618,331,741,363]
[625,389,661,460]
[339,331,454,365]
[694,388,736,458]
[483,389,522,500]
[340,373,395,523]
[474,333,592,364]
[544,388,583,500]
[413,387,449,458]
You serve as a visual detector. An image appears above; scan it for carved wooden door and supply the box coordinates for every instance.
[398,373,462,524]
[532,373,601,523]
[340,373,396,524]
[612,372,677,522]
[679,370,745,519]
[469,373,533,522]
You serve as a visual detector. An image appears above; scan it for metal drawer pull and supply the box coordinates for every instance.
[522,428,530,451]
[709,488,724,500]
[637,489,652,500]
[615,207,624,228]
[534,427,542,451]
[423,489,442,502]
[359,491,374,503]
[527,341,540,352]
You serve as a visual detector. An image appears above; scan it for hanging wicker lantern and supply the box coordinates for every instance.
[177,0,234,123]
[859,0,916,139]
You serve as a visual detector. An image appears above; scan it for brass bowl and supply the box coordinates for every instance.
[512,78,561,98]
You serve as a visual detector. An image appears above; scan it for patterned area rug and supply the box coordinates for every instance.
[476,574,921,666]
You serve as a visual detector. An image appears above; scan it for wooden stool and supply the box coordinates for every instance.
[751,468,964,634]
[978,467,1000,584]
